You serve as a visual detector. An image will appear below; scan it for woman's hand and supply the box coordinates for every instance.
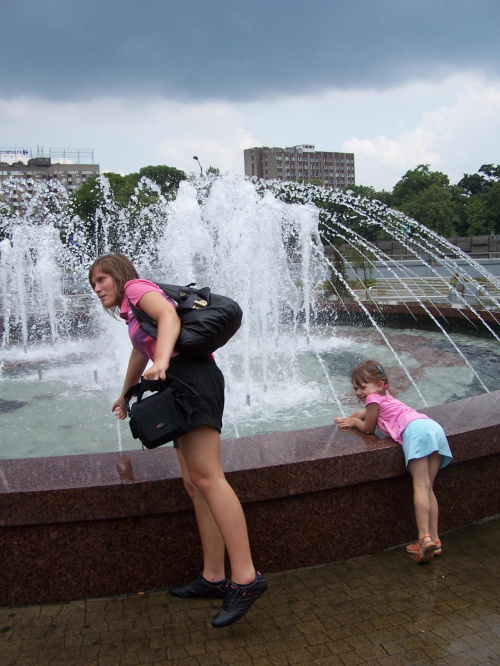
[143,360,169,381]
[114,349,148,420]
[112,397,128,420]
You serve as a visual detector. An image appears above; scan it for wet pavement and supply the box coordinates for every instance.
[1,516,500,665]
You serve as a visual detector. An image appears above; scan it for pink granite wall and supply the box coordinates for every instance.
[1,391,500,606]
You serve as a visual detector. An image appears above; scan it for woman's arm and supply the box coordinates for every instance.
[112,348,149,420]
[136,290,181,381]
[334,403,380,434]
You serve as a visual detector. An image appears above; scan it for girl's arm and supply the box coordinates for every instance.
[334,407,366,424]
[348,408,367,420]
[334,403,380,434]
[136,290,181,381]
[112,348,149,420]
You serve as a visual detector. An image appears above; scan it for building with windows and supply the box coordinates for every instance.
[244,144,355,189]
[0,158,99,196]
[0,146,100,212]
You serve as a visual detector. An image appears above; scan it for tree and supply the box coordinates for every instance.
[70,165,187,221]
[457,172,489,196]
[343,243,377,284]
[137,165,186,197]
[478,164,500,180]
[344,184,392,206]
[458,164,500,235]
[104,172,140,206]
[391,165,451,208]
[68,175,102,222]
[390,165,462,235]
[401,184,461,237]
[205,166,221,177]
[466,180,500,235]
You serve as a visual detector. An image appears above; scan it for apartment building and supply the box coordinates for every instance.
[244,144,355,189]
[0,157,99,200]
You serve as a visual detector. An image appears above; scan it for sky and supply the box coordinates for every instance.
[1,0,500,191]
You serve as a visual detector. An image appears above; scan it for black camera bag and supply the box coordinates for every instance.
[124,375,199,449]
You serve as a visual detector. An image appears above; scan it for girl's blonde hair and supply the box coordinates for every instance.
[350,359,393,395]
[88,253,139,313]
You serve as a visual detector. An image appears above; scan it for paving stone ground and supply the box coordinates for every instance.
[2,516,500,665]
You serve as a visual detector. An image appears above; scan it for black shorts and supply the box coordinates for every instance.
[168,354,225,446]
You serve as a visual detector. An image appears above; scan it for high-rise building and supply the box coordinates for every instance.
[244,144,355,189]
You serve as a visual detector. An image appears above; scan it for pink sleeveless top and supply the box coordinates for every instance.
[119,279,176,360]
[365,391,429,444]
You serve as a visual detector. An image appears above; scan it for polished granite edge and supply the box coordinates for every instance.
[1,390,499,527]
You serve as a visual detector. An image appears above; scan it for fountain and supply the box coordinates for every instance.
[1,174,499,606]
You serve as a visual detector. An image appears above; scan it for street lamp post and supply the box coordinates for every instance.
[193,155,203,176]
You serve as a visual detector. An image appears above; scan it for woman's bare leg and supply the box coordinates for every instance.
[177,426,255,585]
[176,445,226,582]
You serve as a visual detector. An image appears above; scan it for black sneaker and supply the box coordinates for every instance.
[211,572,268,628]
[169,573,228,599]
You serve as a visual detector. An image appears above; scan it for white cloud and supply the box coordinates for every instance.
[342,75,500,189]
[421,78,500,175]
[1,73,499,192]
[0,96,259,177]
[345,130,440,190]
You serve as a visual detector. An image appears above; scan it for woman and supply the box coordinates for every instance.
[89,253,267,627]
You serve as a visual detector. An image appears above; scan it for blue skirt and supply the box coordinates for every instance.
[401,418,452,469]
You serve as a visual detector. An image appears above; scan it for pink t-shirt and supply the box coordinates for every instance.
[365,391,430,444]
[119,279,176,360]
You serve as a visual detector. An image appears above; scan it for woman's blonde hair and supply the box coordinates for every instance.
[88,253,139,313]
[350,359,393,395]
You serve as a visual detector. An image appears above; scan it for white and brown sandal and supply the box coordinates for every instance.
[406,538,442,557]
[415,534,438,563]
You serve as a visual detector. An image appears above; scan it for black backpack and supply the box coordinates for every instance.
[128,282,243,356]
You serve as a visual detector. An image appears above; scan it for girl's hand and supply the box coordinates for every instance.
[335,417,357,429]
[112,397,128,420]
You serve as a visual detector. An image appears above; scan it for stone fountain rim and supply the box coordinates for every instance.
[1,390,499,529]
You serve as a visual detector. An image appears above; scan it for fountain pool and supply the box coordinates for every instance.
[2,321,499,459]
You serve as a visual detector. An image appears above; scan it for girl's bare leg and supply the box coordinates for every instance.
[408,452,441,540]
[177,426,255,585]
[427,452,441,542]
[176,446,226,582]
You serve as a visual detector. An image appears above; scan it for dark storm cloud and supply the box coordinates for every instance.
[2,0,499,102]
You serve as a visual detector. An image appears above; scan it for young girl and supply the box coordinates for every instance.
[89,253,267,627]
[334,359,452,564]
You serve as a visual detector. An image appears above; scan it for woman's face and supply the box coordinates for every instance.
[91,269,119,308]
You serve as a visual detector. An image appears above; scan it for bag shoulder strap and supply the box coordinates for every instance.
[155,282,201,304]
[126,282,187,334]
